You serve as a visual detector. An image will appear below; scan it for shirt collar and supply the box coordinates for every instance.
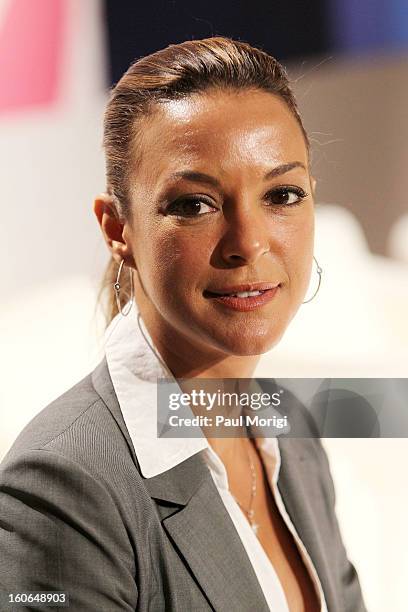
[104,302,278,479]
[104,303,210,478]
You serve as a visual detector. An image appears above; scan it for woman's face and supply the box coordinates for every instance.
[125,88,314,357]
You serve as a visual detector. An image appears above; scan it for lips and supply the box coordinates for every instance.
[203,283,281,312]
[203,282,279,298]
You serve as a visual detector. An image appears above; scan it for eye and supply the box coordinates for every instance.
[166,197,217,217]
[265,186,308,207]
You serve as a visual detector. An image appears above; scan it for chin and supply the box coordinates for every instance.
[208,325,287,358]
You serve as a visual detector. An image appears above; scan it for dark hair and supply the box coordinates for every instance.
[99,36,309,324]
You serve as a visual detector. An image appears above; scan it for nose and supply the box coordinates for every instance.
[220,206,271,265]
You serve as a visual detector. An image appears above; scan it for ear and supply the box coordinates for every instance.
[93,193,135,268]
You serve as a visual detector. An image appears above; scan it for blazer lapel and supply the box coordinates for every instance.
[144,451,271,612]
[92,357,142,471]
[277,438,340,611]
[257,379,339,608]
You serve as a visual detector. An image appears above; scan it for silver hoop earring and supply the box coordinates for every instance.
[302,256,323,304]
[114,258,134,316]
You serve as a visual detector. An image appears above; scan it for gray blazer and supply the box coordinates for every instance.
[0,358,366,611]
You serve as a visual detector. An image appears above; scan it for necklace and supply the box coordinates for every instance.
[232,439,259,535]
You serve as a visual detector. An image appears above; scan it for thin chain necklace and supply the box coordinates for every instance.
[232,439,260,536]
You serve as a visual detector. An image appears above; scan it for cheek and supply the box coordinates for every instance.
[139,228,210,297]
[286,215,314,290]
[272,209,314,289]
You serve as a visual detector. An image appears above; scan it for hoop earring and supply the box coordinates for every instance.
[114,258,134,316]
[302,256,323,304]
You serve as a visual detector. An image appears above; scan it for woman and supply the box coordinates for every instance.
[0,37,366,611]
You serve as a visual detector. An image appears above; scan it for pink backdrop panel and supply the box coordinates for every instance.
[0,0,66,112]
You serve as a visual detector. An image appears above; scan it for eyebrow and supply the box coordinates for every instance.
[167,161,307,189]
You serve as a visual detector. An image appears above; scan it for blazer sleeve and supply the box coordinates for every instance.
[0,448,138,611]
[313,437,367,612]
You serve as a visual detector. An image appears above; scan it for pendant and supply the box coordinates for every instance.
[251,522,259,535]
[247,509,258,534]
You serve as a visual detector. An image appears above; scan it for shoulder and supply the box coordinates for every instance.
[0,361,141,609]
[3,370,100,461]
[1,358,137,486]
[0,357,146,551]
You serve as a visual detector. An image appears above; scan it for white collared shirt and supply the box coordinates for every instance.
[104,305,327,612]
